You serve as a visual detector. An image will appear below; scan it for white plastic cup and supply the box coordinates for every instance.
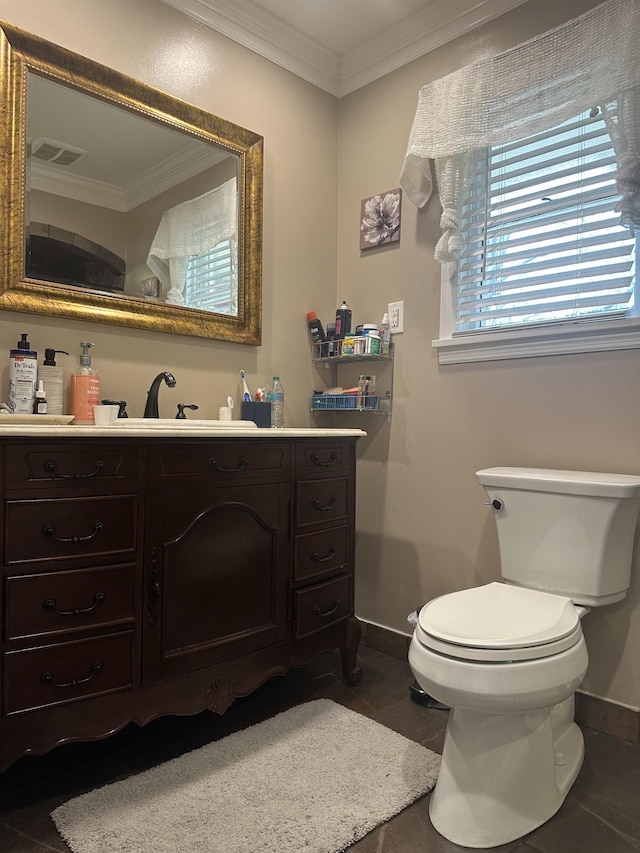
[218,406,232,421]
[93,404,119,425]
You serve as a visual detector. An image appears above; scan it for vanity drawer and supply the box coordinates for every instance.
[295,477,349,528]
[4,563,136,641]
[293,574,351,640]
[294,442,352,477]
[293,525,349,584]
[2,631,134,715]
[5,495,137,565]
[5,444,139,494]
[146,441,290,486]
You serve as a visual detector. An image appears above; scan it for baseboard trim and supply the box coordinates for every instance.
[359,619,640,744]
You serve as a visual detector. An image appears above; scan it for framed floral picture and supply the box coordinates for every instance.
[360,188,402,250]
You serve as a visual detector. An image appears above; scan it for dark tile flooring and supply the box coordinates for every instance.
[0,646,638,852]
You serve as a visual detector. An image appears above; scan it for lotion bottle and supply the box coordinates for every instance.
[38,348,69,416]
[70,342,100,424]
[9,333,38,414]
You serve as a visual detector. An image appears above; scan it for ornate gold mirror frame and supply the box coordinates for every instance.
[0,22,263,344]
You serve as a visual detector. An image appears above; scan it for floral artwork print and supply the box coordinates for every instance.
[360,188,401,249]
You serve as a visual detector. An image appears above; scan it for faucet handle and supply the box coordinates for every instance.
[176,403,199,420]
[101,399,128,418]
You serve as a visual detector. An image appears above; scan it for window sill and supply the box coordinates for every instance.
[433,317,640,364]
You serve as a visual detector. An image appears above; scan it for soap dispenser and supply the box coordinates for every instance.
[38,349,69,416]
[70,342,100,424]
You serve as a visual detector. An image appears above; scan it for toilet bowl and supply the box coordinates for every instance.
[412,582,589,713]
[409,582,589,848]
[409,467,640,849]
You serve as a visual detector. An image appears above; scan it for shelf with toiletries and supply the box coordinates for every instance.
[310,341,394,415]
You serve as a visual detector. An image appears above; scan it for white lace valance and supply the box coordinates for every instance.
[147,177,237,304]
[399,0,640,253]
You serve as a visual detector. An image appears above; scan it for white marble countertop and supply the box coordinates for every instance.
[0,423,366,439]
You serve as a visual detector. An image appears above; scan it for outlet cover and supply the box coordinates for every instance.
[388,300,404,334]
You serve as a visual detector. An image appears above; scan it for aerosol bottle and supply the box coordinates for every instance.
[335,300,352,339]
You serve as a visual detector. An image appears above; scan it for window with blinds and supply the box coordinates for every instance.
[455,107,636,335]
[184,240,237,315]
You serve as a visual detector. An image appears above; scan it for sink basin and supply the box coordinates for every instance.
[111,418,257,429]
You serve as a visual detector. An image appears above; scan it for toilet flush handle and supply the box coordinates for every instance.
[483,498,504,511]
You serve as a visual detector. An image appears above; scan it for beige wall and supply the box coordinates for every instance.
[1,0,639,710]
[0,0,338,420]
[338,0,640,711]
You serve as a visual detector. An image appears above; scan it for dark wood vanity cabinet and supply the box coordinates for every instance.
[0,434,361,770]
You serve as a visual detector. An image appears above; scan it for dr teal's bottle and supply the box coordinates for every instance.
[9,333,38,414]
[70,342,100,424]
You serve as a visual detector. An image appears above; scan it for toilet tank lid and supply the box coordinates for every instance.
[476,467,640,498]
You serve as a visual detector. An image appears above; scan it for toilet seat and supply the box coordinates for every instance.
[416,582,583,663]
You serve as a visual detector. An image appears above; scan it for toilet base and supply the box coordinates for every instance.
[430,696,584,848]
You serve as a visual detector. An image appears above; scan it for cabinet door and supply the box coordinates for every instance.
[142,482,289,682]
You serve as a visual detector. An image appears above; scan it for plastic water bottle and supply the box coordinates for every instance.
[267,376,284,428]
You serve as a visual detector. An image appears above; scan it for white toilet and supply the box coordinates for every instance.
[409,466,640,849]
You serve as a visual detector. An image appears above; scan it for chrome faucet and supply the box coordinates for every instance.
[143,371,176,418]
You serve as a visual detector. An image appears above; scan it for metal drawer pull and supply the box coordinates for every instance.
[208,455,248,473]
[44,459,105,479]
[43,590,106,616]
[40,659,103,688]
[313,599,340,618]
[311,495,338,512]
[43,521,104,543]
[310,546,337,563]
[310,451,338,467]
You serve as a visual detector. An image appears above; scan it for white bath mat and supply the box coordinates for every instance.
[51,698,440,853]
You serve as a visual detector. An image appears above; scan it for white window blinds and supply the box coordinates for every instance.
[455,108,636,333]
[184,239,237,314]
[399,0,640,255]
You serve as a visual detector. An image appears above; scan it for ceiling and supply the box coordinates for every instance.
[159,0,530,97]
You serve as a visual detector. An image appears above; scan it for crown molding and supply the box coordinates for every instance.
[340,0,531,96]
[159,0,530,97]
[159,0,340,95]
[30,147,224,211]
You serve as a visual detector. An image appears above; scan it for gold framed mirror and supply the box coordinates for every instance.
[0,22,263,344]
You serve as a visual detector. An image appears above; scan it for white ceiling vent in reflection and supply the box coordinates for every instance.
[30,137,88,167]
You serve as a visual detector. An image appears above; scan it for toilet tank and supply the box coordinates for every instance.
[477,467,640,606]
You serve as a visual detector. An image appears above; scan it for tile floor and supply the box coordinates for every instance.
[0,646,638,852]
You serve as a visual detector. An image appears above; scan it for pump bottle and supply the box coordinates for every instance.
[70,342,100,424]
[38,349,69,416]
[9,333,38,414]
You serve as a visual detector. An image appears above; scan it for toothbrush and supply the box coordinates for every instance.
[240,369,251,401]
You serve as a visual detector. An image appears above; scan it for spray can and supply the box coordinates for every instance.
[9,333,38,414]
[335,300,352,339]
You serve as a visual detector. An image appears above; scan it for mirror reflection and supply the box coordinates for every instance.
[27,73,239,313]
[0,21,263,344]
